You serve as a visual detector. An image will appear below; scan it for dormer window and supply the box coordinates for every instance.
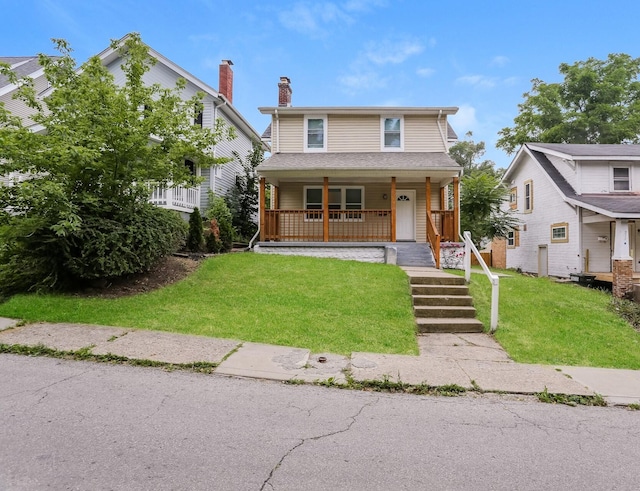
[381,116,403,151]
[612,167,630,191]
[304,116,327,152]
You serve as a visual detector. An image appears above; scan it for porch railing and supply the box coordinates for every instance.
[149,185,200,213]
[426,212,441,269]
[263,209,392,242]
[431,210,455,242]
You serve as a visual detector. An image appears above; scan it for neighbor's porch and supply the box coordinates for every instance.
[149,184,200,213]
[258,176,460,268]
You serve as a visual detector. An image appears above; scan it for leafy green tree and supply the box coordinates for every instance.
[225,141,264,240]
[460,173,518,246]
[449,131,503,178]
[0,33,234,293]
[497,53,640,154]
[449,133,517,245]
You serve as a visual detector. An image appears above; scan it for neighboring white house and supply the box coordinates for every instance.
[1,34,268,214]
[500,143,640,296]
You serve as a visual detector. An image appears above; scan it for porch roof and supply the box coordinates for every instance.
[258,152,461,184]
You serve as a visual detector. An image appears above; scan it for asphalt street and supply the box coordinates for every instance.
[1,354,639,490]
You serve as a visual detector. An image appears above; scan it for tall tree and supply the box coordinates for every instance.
[225,141,264,240]
[0,34,234,293]
[497,53,640,154]
[449,134,516,245]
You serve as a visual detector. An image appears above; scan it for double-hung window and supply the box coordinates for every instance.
[524,179,533,213]
[381,116,403,151]
[509,187,517,209]
[305,116,327,152]
[612,167,630,191]
[304,186,364,221]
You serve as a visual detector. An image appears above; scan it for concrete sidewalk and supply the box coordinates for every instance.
[1,318,638,406]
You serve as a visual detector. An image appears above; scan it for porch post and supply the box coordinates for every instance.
[425,177,432,240]
[390,177,397,242]
[273,185,279,209]
[612,219,634,298]
[440,186,445,210]
[323,177,329,242]
[259,177,266,241]
[453,176,460,241]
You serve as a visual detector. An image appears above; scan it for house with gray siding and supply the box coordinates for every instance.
[1,35,268,214]
[500,143,640,296]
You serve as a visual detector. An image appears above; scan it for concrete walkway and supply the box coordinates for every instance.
[1,318,638,405]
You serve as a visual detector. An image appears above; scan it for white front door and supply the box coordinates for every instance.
[396,190,415,241]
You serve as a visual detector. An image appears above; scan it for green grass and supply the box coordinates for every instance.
[451,268,640,369]
[0,254,418,356]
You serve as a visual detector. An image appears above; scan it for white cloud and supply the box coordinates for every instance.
[278,2,352,37]
[503,76,519,86]
[490,55,510,67]
[416,67,435,78]
[338,71,388,93]
[455,75,497,89]
[364,39,424,65]
[449,105,478,134]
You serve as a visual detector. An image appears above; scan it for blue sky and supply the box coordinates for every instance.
[4,0,640,167]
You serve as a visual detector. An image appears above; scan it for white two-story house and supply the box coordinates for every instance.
[500,143,640,297]
[254,77,462,268]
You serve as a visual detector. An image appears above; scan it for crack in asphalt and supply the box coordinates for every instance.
[259,398,379,490]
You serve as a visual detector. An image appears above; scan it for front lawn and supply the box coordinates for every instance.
[0,254,418,356]
[458,269,640,369]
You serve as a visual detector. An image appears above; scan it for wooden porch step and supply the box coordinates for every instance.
[416,318,484,334]
[411,284,469,296]
[414,305,477,318]
[413,294,474,307]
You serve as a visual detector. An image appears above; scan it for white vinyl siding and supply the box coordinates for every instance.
[505,154,580,277]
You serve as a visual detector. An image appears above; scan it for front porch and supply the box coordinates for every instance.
[258,176,460,269]
[149,184,200,213]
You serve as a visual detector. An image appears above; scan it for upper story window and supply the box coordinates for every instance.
[381,116,403,151]
[304,116,327,152]
[524,179,533,213]
[194,108,203,127]
[509,187,517,210]
[612,166,630,191]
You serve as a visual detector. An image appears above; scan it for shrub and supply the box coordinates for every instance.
[205,191,234,252]
[0,199,187,295]
[187,207,204,252]
[204,219,222,253]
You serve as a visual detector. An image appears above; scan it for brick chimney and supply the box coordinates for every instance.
[219,60,233,104]
[278,76,292,107]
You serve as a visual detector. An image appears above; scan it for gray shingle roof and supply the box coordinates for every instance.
[0,57,43,89]
[528,145,640,216]
[528,142,640,158]
[257,152,460,172]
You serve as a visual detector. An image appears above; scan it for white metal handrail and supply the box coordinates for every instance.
[462,231,499,332]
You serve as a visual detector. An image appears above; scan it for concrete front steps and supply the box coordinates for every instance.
[403,267,484,334]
